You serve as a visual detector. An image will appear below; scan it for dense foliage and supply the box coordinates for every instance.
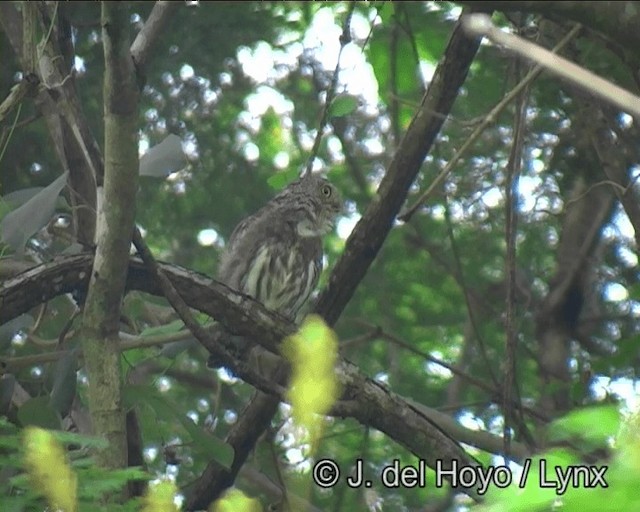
[2,2,640,511]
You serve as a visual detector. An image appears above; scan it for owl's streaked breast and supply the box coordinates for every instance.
[241,239,321,320]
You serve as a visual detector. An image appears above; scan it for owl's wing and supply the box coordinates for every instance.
[225,213,254,249]
[217,206,275,285]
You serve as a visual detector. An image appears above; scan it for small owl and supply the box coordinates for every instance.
[218,173,342,323]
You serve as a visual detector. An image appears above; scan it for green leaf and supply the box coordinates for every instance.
[17,396,61,430]
[77,466,149,497]
[179,415,234,468]
[329,95,359,117]
[267,168,299,190]
[140,319,185,337]
[51,430,109,451]
[0,172,68,253]
[483,449,578,510]
[549,404,620,447]
[0,417,20,450]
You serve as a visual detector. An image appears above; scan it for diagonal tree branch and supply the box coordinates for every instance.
[2,4,487,506]
[1,254,493,487]
[315,10,485,325]
[457,1,640,52]
[463,14,640,118]
[130,1,179,71]
[187,8,487,507]
[1,10,489,507]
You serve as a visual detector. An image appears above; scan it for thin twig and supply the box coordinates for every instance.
[443,196,498,387]
[1,327,193,374]
[389,9,401,145]
[303,3,355,177]
[399,23,583,222]
[368,323,549,423]
[463,13,640,118]
[131,229,282,397]
[0,74,38,124]
[503,55,528,460]
[0,103,22,167]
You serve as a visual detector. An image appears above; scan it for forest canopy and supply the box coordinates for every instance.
[1,2,640,511]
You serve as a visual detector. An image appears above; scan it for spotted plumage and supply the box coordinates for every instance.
[218,173,342,322]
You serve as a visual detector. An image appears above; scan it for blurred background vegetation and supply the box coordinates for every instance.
[2,2,640,510]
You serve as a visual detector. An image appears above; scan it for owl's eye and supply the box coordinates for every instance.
[321,184,332,197]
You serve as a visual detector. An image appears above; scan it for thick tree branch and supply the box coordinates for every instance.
[463,14,640,119]
[535,99,616,416]
[315,8,484,325]
[78,3,140,473]
[130,1,178,71]
[1,8,486,506]
[457,1,640,53]
[590,113,640,252]
[1,254,496,487]
[1,0,176,498]
[188,10,487,507]
[0,4,23,58]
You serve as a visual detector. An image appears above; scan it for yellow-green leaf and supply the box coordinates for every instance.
[282,314,340,451]
[212,488,262,512]
[142,480,179,512]
[23,426,77,512]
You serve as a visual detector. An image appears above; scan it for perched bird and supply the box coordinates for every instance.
[211,173,341,364]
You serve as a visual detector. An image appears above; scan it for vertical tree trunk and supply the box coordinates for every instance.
[80,2,139,474]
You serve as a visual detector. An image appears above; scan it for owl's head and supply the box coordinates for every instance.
[302,174,342,213]
[279,173,342,237]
